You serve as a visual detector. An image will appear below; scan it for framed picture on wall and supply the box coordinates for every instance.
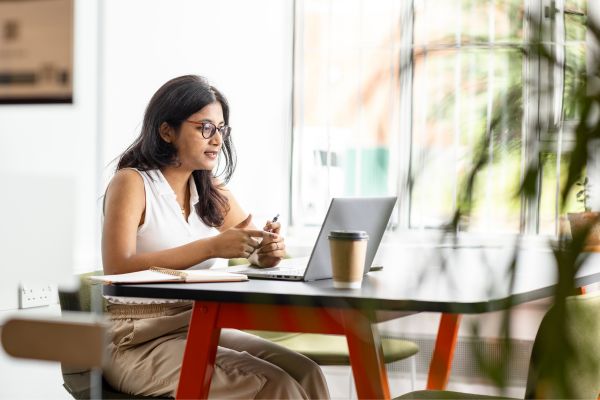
[0,0,74,104]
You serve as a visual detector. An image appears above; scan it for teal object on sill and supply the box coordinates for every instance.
[345,147,389,196]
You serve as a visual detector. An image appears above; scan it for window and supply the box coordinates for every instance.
[292,0,588,235]
[538,0,588,234]
[292,0,404,226]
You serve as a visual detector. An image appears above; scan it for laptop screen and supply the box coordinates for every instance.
[303,197,397,281]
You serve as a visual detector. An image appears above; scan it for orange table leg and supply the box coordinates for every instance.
[342,308,391,400]
[174,302,392,399]
[426,313,461,390]
[176,302,221,400]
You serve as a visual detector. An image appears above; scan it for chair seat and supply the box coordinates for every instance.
[395,390,516,399]
[62,370,168,399]
[246,330,419,365]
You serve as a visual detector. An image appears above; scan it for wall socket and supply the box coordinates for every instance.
[19,283,57,309]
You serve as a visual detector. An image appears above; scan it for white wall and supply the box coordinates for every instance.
[0,0,294,310]
[0,0,100,309]
[101,0,294,229]
[1,2,294,396]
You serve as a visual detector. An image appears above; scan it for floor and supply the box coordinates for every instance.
[0,355,526,399]
[322,365,526,399]
[0,356,70,399]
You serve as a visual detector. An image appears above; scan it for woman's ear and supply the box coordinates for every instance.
[159,122,175,144]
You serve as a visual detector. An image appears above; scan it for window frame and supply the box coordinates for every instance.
[289,0,591,237]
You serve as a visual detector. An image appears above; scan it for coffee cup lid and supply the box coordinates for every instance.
[328,230,369,240]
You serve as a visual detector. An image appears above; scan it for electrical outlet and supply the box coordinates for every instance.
[19,283,56,309]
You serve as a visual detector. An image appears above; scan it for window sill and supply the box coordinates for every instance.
[285,226,556,257]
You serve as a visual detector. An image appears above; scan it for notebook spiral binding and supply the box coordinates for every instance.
[149,266,186,278]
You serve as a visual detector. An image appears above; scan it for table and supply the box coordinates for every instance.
[104,248,600,399]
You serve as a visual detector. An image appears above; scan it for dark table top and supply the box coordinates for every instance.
[104,248,600,314]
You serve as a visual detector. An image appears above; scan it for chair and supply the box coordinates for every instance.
[58,271,166,399]
[396,292,600,399]
[227,258,420,393]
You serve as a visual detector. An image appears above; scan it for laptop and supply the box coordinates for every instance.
[230,197,397,281]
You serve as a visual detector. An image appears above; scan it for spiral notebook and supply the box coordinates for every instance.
[90,266,248,284]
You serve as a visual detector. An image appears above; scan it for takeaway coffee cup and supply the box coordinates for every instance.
[328,230,369,289]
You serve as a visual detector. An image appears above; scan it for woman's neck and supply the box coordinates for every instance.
[161,167,192,197]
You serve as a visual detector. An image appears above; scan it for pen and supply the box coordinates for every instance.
[267,214,279,233]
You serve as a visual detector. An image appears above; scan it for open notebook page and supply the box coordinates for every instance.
[90,269,247,284]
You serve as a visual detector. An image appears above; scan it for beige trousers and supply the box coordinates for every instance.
[102,302,330,399]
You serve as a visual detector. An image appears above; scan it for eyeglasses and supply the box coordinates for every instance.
[186,120,232,140]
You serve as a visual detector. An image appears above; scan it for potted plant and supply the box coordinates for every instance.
[567,177,600,248]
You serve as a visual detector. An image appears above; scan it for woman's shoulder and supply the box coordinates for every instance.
[104,169,148,215]
[114,168,144,182]
[108,168,146,194]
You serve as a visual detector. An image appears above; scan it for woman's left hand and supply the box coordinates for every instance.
[255,219,285,268]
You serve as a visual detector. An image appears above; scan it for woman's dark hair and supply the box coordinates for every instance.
[117,75,236,227]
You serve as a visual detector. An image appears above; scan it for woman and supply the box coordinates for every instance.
[101,75,330,399]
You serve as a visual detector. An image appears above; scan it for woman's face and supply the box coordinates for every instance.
[172,101,225,171]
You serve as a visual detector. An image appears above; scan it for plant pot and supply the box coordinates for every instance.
[567,212,600,249]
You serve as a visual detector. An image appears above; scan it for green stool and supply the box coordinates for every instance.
[247,330,419,395]
[245,331,419,365]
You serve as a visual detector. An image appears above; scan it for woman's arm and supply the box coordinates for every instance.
[217,184,252,231]
[102,171,271,274]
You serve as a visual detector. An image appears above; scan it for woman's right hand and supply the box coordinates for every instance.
[210,214,276,259]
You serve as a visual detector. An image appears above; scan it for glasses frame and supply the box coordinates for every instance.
[186,120,232,140]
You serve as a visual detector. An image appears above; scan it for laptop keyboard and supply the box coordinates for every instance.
[255,267,305,276]
[228,257,309,276]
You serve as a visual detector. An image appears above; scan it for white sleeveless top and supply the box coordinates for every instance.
[105,168,220,304]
